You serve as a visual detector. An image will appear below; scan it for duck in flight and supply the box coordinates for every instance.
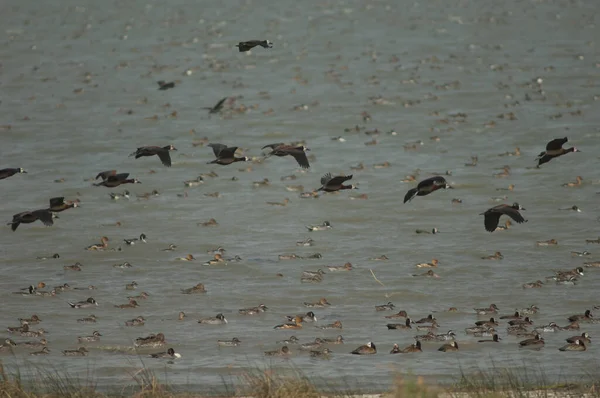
[130,145,177,167]
[404,176,452,203]
[480,203,527,232]
[262,143,310,169]
[235,40,273,52]
[317,173,357,192]
[207,143,248,166]
[536,137,580,167]
[8,210,56,232]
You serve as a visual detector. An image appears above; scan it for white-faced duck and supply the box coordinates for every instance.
[0,167,27,180]
[262,143,311,169]
[403,176,452,203]
[350,341,376,355]
[236,40,272,52]
[68,297,98,309]
[157,81,175,90]
[398,340,422,353]
[317,173,357,192]
[566,332,591,344]
[536,137,580,167]
[559,340,586,352]
[130,145,177,167]
[480,203,527,232]
[306,221,332,231]
[124,234,147,245]
[150,347,182,358]
[203,97,228,114]
[94,173,140,188]
[207,143,248,165]
[8,210,55,232]
[438,341,459,352]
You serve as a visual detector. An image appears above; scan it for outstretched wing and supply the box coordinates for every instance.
[320,173,333,186]
[262,143,285,151]
[96,170,117,180]
[502,208,526,224]
[546,137,568,151]
[288,148,310,169]
[328,175,353,186]
[32,210,54,226]
[208,143,227,157]
[49,197,65,208]
[109,173,130,182]
[483,211,502,232]
[419,176,447,189]
[208,97,228,113]
[156,150,172,167]
[218,146,239,159]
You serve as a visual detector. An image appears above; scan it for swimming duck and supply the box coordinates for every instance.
[296,238,314,247]
[114,299,139,309]
[416,322,440,332]
[239,304,268,315]
[157,81,175,90]
[198,313,227,325]
[62,347,89,356]
[317,173,357,192]
[385,310,409,319]
[553,267,584,280]
[519,334,544,348]
[135,333,166,348]
[77,315,97,324]
[571,250,591,257]
[20,328,46,338]
[93,173,140,187]
[478,334,501,343]
[415,315,436,324]
[161,244,177,252]
[306,221,332,231]
[30,347,50,356]
[474,304,499,315]
[286,311,317,323]
[78,331,102,343]
[375,302,395,311]
[124,234,147,245]
[178,312,186,321]
[301,269,326,278]
[110,190,130,200]
[466,326,496,336]
[8,209,55,231]
[534,322,560,333]
[274,316,303,330]
[431,330,457,341]
[475,318,499,327]
[322,335,344,345]
[262,143,311,169]
[518,305,540,315]
[266,197,290,207]
[438,341,459,352]
[0,167,27,180]
[536,137,580,167]
[14,285,37,296]
[86,237,109,251]
[0,339,17,352]
[509,317,533,326]
[125,281,138,290]
[403,176,452,203]
[568,310,593,323]
[387,318,412,330]
[566,332,591,344]
[415,228,439,234]
[149,347,182,359]
[536,239,558,246]
[7,323,29,333]
[175,254,195,261]
[561,322,581,330]
[522,280,544,289]
[481,251,503,260]
[350,341,377,355]
[217,338,241,347]
[301,274,323,283]
[500,311,522,320]
[276,336,299,345]
[19,315,42,325]
[318,321,343,330]
[559,340,586,352]
[304,298,331,308]
[181,283,206,294]
[199,218,218,227]
[128,292,149,300]
[203,253,225,265]
[300,338,325,351]
[399,341,423,353]
[480,203,527,232]
[415,259,439,268]
[36,253,60,260]
[63,262,82,271]
[207,143,248,166]
[125,316,145,326]
[264,346,290,357]
[130,145,177,167]
[19,339,48,349]
[309,348,332,358]
[68,297,98,309]
[236,39,273,52]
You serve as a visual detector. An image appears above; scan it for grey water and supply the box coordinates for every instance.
[1,0,600,392]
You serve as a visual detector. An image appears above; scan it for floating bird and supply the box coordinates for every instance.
[480,203,527,232]
[317,173,356,192]
[236,40,273,52]
[207,143,248,165]
[0,168,27,180]
[404,176,452,203]
[262,143,311,169]
[8,210,55,231]
[130,145,177,167]
[536,137,580,167]
[350,341,377,355]
[94,173,140,188]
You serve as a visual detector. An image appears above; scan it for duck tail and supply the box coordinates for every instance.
[403,188,418,203]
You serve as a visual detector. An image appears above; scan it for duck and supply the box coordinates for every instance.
[317,173,357,192]
[36,253,60,260]
[125,281,138,290]
[566,332,591,344]
[7,323,29,333]
[428,330,457,342]
[0,339,17,352]
[551,267,585,281]
[184,177,204,187]
[77,315,97,324]
[399,341,423,353]
[78,331,102,343]
[129,145,177,167]
[509,317,533,326]
[93,172,140,187]
[150,347,182,359]
[536,239,558,246]
[178,312,186,321]
[478,334,501,343]
[301,274,323,283]
[415,259,439,268]
[239,304,268,315]
[62,347,89,356]
[350,341,377,355]
[181,283,206,294]
[306,221,332,231]
[262,143,311,169]
[559,340,586,352]
[300,338,325,351]
[264,346,290,357]
[114,299,139,309]
[568,310,593,323]
[416,322,439,332]
[128,292,149,300]
[199,218,218,227]
[403,176,452,203]
[561,322,581,331]
[0,167,27,180]
[559,205,582,212]
[571,250,591,257]
[113,262,133,269]
[207,143,248,165]
[19,315,42,325]
[136,190,160,200]
[198,313,227,325]
[475,317,499,327]
[124,234,147,245]
[534,322,560,333]
[438,341,459,352]
[68,297,98,309]
[385,310,409,319]
[64,262,83,271]
[415,314,436,324]
[86,236,109,251]
[14,285,37,296]
[274,316,303,330]
[375,302,395,311]
[562,176,583,187]
[236,40,273,52]
[309,348,332,358]
[276,336,299,345]
[203,253,225,265]
[304,298,331,308]
[522,280,544,289]
[386,318,412,330]
[518,305,540,315]
[481,251,503,260]
[480,203,527,232]
[317,321,343,330]
[30,347,50,356]
[519,334,545,348]
[474,304,499,315]
[203,97,228,114]
[217,338,241,347]
[500,311,522,320]
[135,333,166,348]
[125,316,145,327]
[286,311,317,323]
[48,197,78,212]
[157,81,175,90]
[8,209,55,231]
[415,228,439,234]
[20,328,46,338]
[301,269,326,278]
[536,137,580,167]
[19,339,48,349]
[161,244,177,252]
[266,198,290,207]
[175,254,195,261]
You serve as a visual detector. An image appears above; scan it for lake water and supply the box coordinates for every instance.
[1,0,600,393]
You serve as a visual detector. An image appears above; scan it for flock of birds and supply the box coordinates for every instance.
[0,38,595,367]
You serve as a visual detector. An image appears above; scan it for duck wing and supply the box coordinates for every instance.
[95,170,117,180]
[208,143,227,157]
[320,173,333,186]
[206,97,228,113]
[49,197,65,208]
[218,146,239,159]
[501,207,526,224]
[546,137,568,151]
[287,147,310,169]
[262,143,285,151]
[328,175,353,186]
[483,210,502,232]
[156,149,172,167]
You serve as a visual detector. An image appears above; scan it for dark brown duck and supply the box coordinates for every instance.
[48,197,78,212]
[94,173,140,188]
[262,143,311,169]
[236,40,273,52]
[0,168,27,180]
[207,143,248,165]
[480,202,527,232]
[130,145,177,167]
[8,210,56,231]
[317,173,357,192]
[404,176,452,203]
[157,81,175,90]
[536,137,580,167]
